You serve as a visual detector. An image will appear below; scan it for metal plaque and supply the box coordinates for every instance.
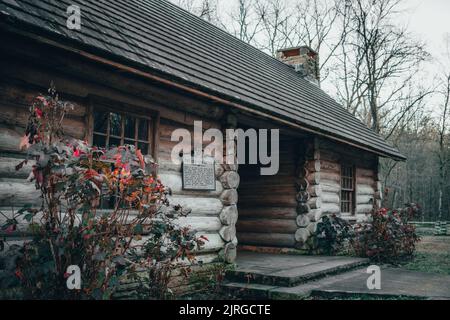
[182,161,216,191]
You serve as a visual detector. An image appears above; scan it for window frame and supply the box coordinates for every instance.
[86,96,160,160]
[340,163,356,215]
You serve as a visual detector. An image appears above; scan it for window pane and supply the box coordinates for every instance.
[109,137,121,148]
[93,134,107,148]
[138,142,149,155]
[94,111,108,133]
[124,139,135,147]
[124,115,136,139]
[138,119,149,141]
[110,113,122,137]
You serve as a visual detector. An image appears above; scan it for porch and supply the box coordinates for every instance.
[227,251,369,287]
[223,251,450,300]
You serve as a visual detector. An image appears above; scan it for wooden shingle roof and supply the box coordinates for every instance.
[0,0,405,160]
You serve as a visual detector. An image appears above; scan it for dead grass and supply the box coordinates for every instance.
[402,236,450,276]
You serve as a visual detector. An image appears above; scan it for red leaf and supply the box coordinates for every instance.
[136,149,146,169]
[19,134,31,150]
[35,107,43,118]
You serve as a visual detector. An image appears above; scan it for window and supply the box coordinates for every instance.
[91,106,157,210]
[341,164,355,214]
[93,109,152,155]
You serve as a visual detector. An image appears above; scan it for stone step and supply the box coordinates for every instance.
[226,253,369,287]
[223,267,450,300]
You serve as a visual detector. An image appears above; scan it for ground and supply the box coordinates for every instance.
[402,236,450,276]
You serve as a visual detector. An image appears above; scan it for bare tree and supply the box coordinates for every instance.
[172,0,220,24]
[286,0,348,84]
[335,0,429,134]
[254,0,293,57]
[226,0,263,44]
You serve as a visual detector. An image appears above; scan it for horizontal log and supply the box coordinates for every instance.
[0,83,87,117]
[237,232,296,248]
[194,232,225,253]
[322,192,340,204]
[236,218,297,234]
[241,167,296,177]
[174,216,222,232]
[356,204,374,214]
[129,233,222,256]
[321,181,341,193]
[238,184,297,194]
[321,203,340,214]
[0,207,221,235]
[0,126,24,153]
[319,142,376,168]
[169,254,219,271]
[219,171,240,189]
[0,104,86,140]
[307,209,324,222]
[356,168,375,178]
[238,175,296,186]
[239,195,297,207]
[320,172,340,183]
[167,196,223,216]
[157,160,182,173]
[159,172,223,197]
[356,176,375,186]
[238,186,298,197]
[356,195,374,205]
[319,160,340,172]
[356,185,375,196]
[0,179,41,207]
[0,157,35,179]
[238,206,297,220]
[0,208,44,233]
[157,161,225,178]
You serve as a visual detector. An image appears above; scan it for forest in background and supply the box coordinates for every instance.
[170,0,450,221]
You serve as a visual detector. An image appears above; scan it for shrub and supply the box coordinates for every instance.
[352,204,421,263]
[0,85,204,299]
[316,214,353,255]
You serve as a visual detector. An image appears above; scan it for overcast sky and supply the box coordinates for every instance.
[402,0,450,62]
[173,0,450,113]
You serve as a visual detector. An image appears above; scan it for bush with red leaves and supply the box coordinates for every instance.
[352,204,421,263]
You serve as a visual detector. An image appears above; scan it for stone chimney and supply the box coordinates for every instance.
[277,46,320,85]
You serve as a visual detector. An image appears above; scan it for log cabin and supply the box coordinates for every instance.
[0,0,405,275]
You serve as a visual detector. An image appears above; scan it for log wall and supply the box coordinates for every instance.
[236,138,300,248]
[0,31,382,262]
[0,52,232,264]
